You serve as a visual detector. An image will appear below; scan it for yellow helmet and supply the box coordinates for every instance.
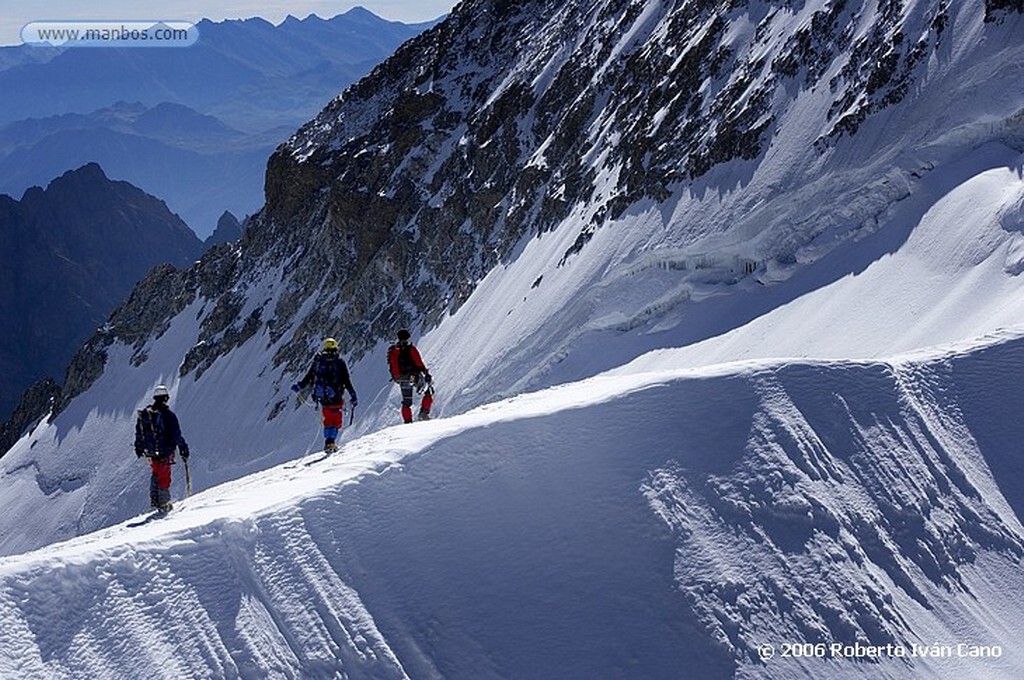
[323,338,339,351]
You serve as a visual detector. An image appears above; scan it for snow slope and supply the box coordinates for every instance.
[1,0,1022,561]
[412,36,1024,410]
[1,333,1023,679]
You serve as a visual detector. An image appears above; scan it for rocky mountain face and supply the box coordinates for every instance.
[0,163,203,444]
[37,0,1023,428]
[259,0,1024,371]
[0,378,59,458]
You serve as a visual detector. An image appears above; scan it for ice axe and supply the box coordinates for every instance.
[184,456,192,497]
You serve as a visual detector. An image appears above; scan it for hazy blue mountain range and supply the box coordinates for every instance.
[0,101,254,151]
[0,44,62,71]
[0,8,440,236]
[0,163,203,426]
[0,8,440,130]
[0,102,279,237]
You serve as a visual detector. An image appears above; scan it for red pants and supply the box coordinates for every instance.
[151,457,172,489]
[322,403,344,442]
[150,455,173,506]
[399,380,433,423]
[322,403,344,428]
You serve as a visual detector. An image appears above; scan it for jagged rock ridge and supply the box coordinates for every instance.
[205,210,244,246]
[252,0,1018,376]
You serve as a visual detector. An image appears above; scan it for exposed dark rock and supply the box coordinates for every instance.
[815,0,952,145]
[986,0,1024,20]
[0,377,59,456]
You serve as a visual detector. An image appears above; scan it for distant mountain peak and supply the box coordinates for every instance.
[52,161,107,185]
[206,209,244,246]
[341,6,384,22]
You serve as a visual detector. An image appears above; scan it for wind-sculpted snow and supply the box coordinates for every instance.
[0,516,406,679]
[2,336,1023,678]
[643,359,1024,670]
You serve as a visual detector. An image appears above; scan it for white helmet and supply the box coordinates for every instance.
[153,385,170,398]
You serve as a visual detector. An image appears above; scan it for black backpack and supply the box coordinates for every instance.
[135,406,165,457]
[389,343,417,375]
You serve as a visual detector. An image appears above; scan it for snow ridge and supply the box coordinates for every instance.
[3,336,1024,678]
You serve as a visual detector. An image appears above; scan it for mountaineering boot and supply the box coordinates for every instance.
[157,502,173,513]
[325,440,338,453]
[417,410,431,421]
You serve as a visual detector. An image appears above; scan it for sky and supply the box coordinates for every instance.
[0,1,459,45]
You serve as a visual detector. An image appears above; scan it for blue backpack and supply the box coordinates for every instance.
[312,353,343,403]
